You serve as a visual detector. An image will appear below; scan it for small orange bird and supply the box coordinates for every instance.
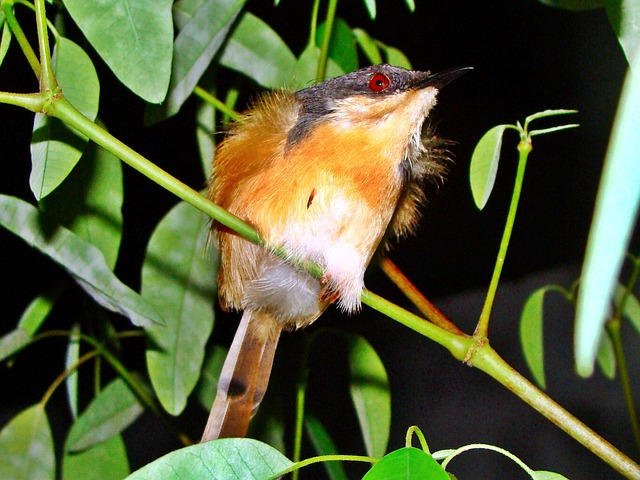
[202,64,470,441]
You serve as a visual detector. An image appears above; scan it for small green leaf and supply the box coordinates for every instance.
[469,124,510,210]
[0,20,11,66]
[614,283,640,336]
[0,195,163,329]
[575,50,640,376]
[520,287,549,389]
[305,415,349,480]
[362,448,449,480]
[66,324,81,419]
[533,470,570,480]
[219,12,297,89]
[41,139,124,270]
[380,44,412,69]
[604,0,640,67]
[316,18,358,74]
[125,438,293,479]
[353,28,383,65]
[0,404,55,480]
[63,434,130,480]
[64,0,173,103]
[363,0,376,19]
[596,331,616,379]
[348,334,390,458]
[143,201,216,415]
[30,36,99,200]
[147,0,246,121]
[67,377,143,452]
[404,0,416,12]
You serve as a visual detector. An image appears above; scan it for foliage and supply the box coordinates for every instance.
[0,0,639,479]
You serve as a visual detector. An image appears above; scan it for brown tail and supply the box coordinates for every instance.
[201,309,280,441]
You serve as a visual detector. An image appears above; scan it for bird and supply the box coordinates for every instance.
[201,63,470,441]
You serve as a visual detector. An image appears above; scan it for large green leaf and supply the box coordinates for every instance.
[362,448,449,480]
[0,195,163,329]
[0,404,55,480]
[469,124,510,210]
[348,334,390,458]
[63,0,173,103]
[219,12,297,89]
[293,43,345,90]
[125,438,293,479]
[575,51,640,376]
[353,28,383,65]
[66,377,143,452]
[143,201,216,415]
[30,36,99,200]
[41,140,124,270]
[63,434,129,480]
[147,0,246,121]
[605,0,640,69]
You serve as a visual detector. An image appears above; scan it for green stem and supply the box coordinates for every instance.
[471,344,640,479]
[194,86,241,122]
[292,338,312,480]
[1,0,40,76]
[273,454,377,479]
[47,96,261,246]
[476,139,531,338]
[33,0,55,90]
[315,0,338,82]
[40,350,100,405]
[607,319,640,457]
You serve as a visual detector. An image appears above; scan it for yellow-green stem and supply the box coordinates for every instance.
[476,140,532,338]
[315,0,338,82]
[2,0,40,76]
[33,0,55,90]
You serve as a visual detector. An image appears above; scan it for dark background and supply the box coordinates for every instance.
[1,0,638,478]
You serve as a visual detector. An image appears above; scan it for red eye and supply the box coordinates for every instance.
[368,73,390,92]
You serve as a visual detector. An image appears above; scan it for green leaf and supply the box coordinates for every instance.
[533,471,570,480]
[66,324,81,419]
[363,0,376,18]
[293,43,345,89]
[0,195,163,329]
[67,377,143,452]
[143,201,216,415]
[316,18,358,74]
[536,0,604,10]
[0,404,55,480]
[195,344,228,411]
[41,139,124,270]
[469,124,510,210]
[219,12,297,89]
[353,28,383,65]
[519,287,549,389]
[348,334,390,458]
[63,434,129,480]
[595,331,616,379]
[0,19,11,66]
[30,36,99,200]
[362,448,449,480]
[196,97,216,178]
[125,438,293,479]
[305,415,349,480]
[404,0,416,12]
[605,0,640,69]
[147,0,246,121]
[614,283,640,336]
[575,50,640,376]
[380,44,412,69]
[63,0,173,103]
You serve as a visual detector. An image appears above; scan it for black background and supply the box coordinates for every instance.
[1,0,638,478]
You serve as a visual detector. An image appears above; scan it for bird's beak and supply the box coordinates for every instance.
[416,66,473,89]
